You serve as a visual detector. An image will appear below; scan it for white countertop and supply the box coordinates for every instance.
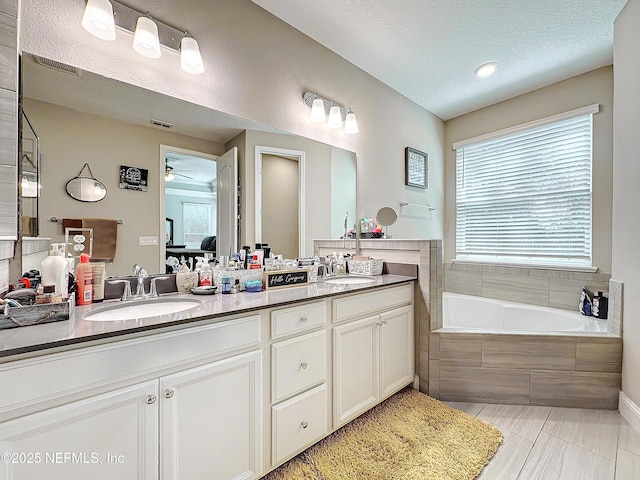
[0,274,415,360]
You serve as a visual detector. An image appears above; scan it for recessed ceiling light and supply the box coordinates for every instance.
[474,62,498,78]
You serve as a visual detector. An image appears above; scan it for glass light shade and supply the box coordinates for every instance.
[133,16,161,59]
[181,36,205,74]
[81,0,116,41]
[344,111,359,134]
[310,98,326,123]
[165,171,175,181]
[474,62,498,78]
[328,105,343,129]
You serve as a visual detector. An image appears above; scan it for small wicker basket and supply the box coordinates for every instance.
[347,259,384,276]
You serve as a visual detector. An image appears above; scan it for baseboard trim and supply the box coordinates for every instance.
[619,391,640,434]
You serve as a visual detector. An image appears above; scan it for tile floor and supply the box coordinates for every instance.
[445,402,640,480]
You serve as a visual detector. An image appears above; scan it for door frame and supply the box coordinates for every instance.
[254,145,306,258]
[159,145,218,270]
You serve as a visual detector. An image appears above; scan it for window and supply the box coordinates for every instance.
[183,202,212,249]
[453,105,598,268]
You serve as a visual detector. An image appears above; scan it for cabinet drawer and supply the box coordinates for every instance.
[272,330,326,402]
[271,301,326,339]
[333,283,413,323]
[272,384,328,465]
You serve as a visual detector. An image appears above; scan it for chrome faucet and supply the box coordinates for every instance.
[133,264,148,297]
[108,265,169,301]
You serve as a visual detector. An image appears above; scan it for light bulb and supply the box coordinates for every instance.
[181,36,204,74]
[328,105,342,129]
[310,98,326,123]
[133,16,161,59]
[344,110,359,134]
[165,171,175,181]
[474,62,498,78]
[81,0,116,41]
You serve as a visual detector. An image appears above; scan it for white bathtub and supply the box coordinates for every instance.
[442,292,606,333]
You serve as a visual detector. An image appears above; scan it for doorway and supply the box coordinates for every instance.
[255,146,305,259]
[159,145,238,268]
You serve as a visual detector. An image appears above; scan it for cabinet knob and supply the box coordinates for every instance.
[164,389,175,399]
[382,318,388,325]
[300,361,308,370]
[146,394,157,405]
[300,316,308,323]
[301,421,309,429]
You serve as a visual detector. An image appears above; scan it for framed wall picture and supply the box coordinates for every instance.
[405,147,428,189]
[119,165,148,192]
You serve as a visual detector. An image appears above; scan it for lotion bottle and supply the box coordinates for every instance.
[76,253,93,305]
[41,243,69,298]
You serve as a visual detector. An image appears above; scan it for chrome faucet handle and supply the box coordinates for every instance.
[108,279,132,301]
[149,276,170,298]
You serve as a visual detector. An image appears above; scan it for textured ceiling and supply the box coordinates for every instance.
[251,0,627,120]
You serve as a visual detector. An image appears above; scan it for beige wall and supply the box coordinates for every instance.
[613,0,640,410]
[444,66,614,273]
[241,130,334,256]
[21,0,445,245]
[261,154,299,259]
[26,99,222,276]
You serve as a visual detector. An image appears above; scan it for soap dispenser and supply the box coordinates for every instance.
[41,243,69,298]
[199,257,212,286]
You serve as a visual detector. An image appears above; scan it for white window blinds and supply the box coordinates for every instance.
[454,106,597,267]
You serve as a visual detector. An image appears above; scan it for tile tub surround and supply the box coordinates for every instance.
[429,332,622,409]
[314,239,444,393]
[444,262,611,312]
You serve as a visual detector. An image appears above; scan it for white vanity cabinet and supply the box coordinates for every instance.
[0,314,264,480]
[332,284,414,428]
[269,301,329,467]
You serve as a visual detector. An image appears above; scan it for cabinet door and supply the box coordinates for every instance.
[379,305,414,399]
[160,350,263,480]
[0,380,159,480]
[333,315,379,428]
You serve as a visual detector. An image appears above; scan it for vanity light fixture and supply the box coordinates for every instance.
[474,62,498,78]
[81,0,205,74]
[303,92,359,134]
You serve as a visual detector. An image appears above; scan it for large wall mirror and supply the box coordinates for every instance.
[21,53,356,277]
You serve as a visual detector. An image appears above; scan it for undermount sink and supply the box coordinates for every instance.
[83,298,201,322]
[325,275,377,285]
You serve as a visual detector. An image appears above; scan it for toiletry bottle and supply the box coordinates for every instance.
[221,276,231,294]
[91,262,106,302]
[76,253,93,305]
[199,258,212,286]
[41,243,69,298]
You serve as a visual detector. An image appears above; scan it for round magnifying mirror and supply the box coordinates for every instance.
[376,207,398,227]
[65,177,107,202]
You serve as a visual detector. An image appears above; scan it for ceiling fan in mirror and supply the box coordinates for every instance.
[164,159,193,181]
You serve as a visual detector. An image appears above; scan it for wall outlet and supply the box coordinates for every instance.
[139,236,159,246]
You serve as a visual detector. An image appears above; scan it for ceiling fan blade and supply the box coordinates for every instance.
[175,172,194,179]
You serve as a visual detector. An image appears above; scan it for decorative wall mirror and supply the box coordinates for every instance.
[65,163,107,202]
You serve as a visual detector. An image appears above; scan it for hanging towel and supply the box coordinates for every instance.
[82,218,118,262]
[62,218,82,230]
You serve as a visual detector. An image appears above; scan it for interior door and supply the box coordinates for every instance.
[216,146,238,258]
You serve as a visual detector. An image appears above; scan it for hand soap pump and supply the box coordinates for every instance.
[41,243,69,298]
[199,257,212,286]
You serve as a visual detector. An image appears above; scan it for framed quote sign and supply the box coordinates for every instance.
[405,147,428,189]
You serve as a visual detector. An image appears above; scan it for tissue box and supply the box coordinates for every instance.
[347,259,384,276]
[1,297,74,330]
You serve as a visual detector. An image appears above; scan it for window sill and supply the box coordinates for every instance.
[451,259,598,273]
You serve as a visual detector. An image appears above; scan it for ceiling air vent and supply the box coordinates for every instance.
[150,119,174,129]
[32,55,81,76]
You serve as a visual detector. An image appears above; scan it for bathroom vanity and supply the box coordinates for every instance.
[0,275,415,479]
